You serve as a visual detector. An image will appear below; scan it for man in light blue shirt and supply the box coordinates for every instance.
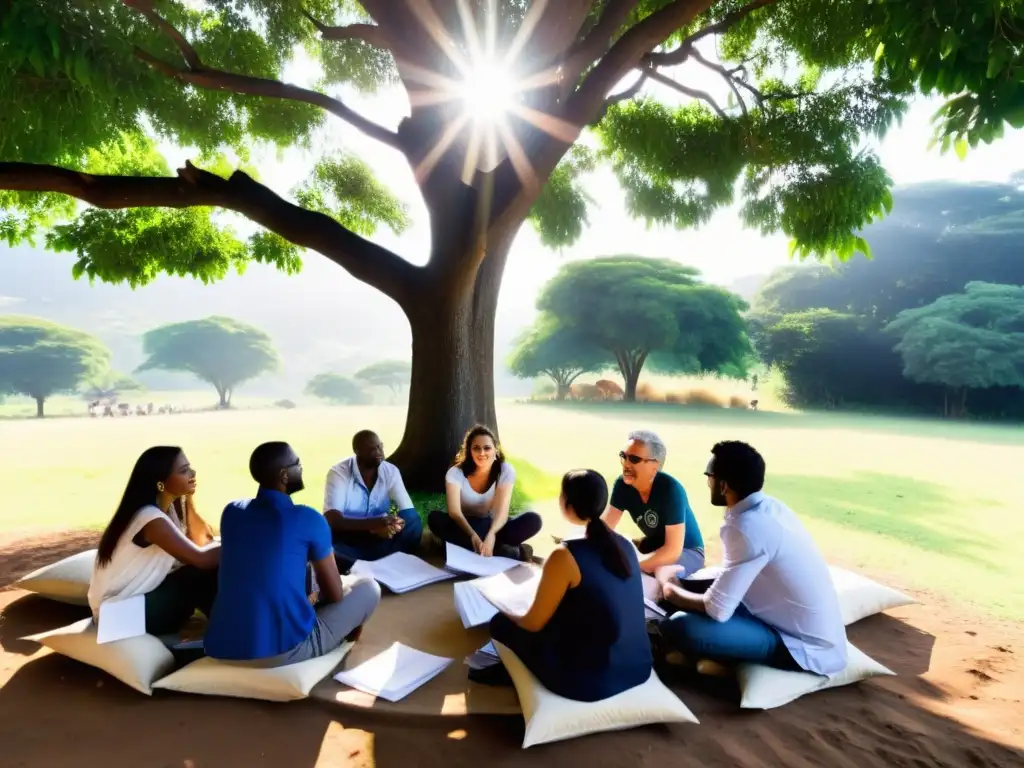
[323,430,423,568]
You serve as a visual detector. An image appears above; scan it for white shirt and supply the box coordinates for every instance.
[704,492,848,675]
[445,462,516,516]
[88,505,185,615]
[323,457,414,519]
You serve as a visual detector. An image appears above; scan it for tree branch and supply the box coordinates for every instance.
[300,9,389,48]
[562,0,641,95]
[641,64,727,118]
[0,162,420,305]
[123,1,403,151]
[567,0,716,125]
[646,0,779,67]
[689,47,752,112]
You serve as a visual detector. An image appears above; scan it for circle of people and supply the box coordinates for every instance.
[88,425,848,701]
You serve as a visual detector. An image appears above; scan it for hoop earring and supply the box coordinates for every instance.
[156,482,165,493]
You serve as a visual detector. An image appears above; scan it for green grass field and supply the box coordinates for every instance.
[1,400,1021,620]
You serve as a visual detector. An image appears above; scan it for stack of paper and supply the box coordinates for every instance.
[97,594,146,644]
[465,641,501,670]
[642,574,667,619]
[444,542,521,577]
[452,580,500,628]
[472,566,542,618]
[350,552,454,594]
[333,642,453,703]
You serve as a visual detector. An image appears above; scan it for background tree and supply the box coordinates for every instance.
[137,316,279,408]
[80,370,145,401]
[885,283,1024,418]
[507,315,608,399]
[537,256,750,400]
[0,316,111,417]
[354,360,411,402]
[305,373,372,405]
[1,1,1019,487]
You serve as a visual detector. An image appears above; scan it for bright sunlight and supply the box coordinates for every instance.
[458,59,517,123]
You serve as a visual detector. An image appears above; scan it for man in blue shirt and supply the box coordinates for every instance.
[205,442,381,666]
[602,429,706,575]
[323,430,423,568]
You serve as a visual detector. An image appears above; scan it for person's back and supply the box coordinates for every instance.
[205,489,325,660]
[724,493,846,674]
[549,535,652,699]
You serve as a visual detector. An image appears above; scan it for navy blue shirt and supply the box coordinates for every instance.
[205,488,333,661]
[610,471,704,551]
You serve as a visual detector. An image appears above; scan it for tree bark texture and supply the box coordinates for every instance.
[35,396,45,418]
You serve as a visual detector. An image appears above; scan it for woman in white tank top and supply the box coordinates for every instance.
[89,446,220,636]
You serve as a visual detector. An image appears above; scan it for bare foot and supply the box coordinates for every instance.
[696,659,733,678]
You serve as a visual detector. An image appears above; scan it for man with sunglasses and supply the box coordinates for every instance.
[204,441,381,667]
[602,430,705,575]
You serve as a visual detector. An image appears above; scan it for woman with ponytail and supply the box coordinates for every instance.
[477,469,653,701]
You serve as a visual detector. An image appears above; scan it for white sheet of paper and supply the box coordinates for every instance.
[472,565,541,618]
[444,542,520,578]
[96,594,146,644]
[334,642,453,703]
[351,552,454,594]
[452,580,499,628]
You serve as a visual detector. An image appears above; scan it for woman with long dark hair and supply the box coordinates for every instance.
[477,469,653,701]
[88,446,220,636]
[427,425,542,562]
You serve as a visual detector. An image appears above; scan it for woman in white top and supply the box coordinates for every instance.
[89,446,220,636]
[427,425,542,562]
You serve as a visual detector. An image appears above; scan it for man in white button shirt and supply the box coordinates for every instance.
[654,440,848,676]
[323,430,423,569]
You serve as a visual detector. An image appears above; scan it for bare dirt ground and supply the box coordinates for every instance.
[1,529,1021,768]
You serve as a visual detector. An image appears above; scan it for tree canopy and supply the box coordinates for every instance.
[507,315,608,399]
[2,0,1021,485]
[0,316,111,416]
[536,255,750,400]
[305,372,372,405]
[137,316,279,407]
[885,282,1024,416]
[354,359,411,399]
[81,370,145,401]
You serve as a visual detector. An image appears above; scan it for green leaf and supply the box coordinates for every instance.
[954,137,968,161]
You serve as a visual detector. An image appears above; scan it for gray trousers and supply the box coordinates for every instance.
[223,575,381,669]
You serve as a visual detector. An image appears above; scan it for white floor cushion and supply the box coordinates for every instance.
[493,641,698,748]
[686,566,915,626]
[14,549,96,605]
[152,641,353,702]
[738,642,894,710]
[24,618,174,695]
[829,566,917,624]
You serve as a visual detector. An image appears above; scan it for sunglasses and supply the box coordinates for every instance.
[619,451,657,465]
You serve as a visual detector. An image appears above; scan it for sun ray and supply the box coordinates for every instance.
[501,0,550,66]
[462,119,484,184]
[507,103,581,143]
[494,119,539,194]
[405,0,472,77]
[414,112,473,184]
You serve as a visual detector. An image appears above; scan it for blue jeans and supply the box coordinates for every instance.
[660,604,798,669]
[331,509,423,564]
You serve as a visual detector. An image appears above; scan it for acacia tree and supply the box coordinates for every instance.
[508,315,608,399]
[0,316,111,417]
[886,282,1024,418]
[354,359,411,400]
[137,316,280,407]
[537,256,750,400]
[306,372,372,404]
[1,1,1020,487]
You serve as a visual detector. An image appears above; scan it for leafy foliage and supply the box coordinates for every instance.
[81,370,145,401]
[137,316,280,407]
[305,372,372,404]
[886,283,1024,407]
[0,316,111,416]
[526,146,597,249]
[353,360,411,396]
[507,315,608,398]
[536,256,751,399]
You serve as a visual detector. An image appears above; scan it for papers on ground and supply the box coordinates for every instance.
[444,542,521,578]
[333,642,453,703]
[350,552,454,594]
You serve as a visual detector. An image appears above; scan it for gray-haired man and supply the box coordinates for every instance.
[602,429,706,575]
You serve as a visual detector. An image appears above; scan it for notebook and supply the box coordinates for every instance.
[452,580,500,628]
[444,542,521,578]
[334,642,453,703]
[471,565,542,618]
[350,552,454,594]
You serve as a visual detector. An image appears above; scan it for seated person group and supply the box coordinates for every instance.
[88,424,848,699]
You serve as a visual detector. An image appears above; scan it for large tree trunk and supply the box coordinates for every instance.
[388,233,513,492]
[34,396,44,418]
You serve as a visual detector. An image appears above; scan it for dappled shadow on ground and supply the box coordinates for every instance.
[529,400,1024,446]
[767,470,998,567]
[1,585,1022,768]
